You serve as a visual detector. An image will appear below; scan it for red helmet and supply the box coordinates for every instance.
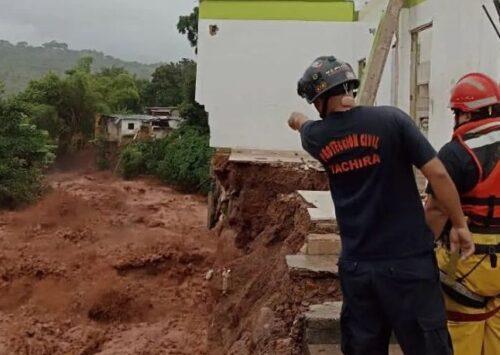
[450,73,500,112]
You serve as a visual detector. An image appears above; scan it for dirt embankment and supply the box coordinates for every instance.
[208,156,338,354]
[0,170,216,354]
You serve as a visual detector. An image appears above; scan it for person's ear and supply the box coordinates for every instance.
[341,95,356,107]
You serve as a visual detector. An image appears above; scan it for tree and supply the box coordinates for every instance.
[42,40,69,50]
[143,61,187,107]
[0,97,55,208]
[178,61,208,132]
[177,7,199,53]
[17,59,143,151]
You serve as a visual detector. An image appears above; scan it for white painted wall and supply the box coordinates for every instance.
[427,0,500,149]
[362,0,499,150]
[106,120,120,141]
[117,119,144,142]
[197,19,382,150]
[198,1,499,151]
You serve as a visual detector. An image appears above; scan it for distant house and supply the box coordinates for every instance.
[96,114,170,143]
[145,107,183,129]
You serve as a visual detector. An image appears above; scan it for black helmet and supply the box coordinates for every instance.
[297,56,360,104]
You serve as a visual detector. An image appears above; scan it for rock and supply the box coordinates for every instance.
[252,307,275,345]
[275,338,293,355]
[205,269,214,281]
[228,337,251,355]
[286,255,338,278]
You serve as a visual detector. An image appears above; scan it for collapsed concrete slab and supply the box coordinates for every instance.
[228,149,321,167]
[286,254,338,278]
[297,190,336,222]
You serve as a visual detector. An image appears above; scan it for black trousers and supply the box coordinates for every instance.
[338,254,453,355]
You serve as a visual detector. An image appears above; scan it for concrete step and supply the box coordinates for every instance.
[304,302,342,345]
[307,344,338,355]
[286,254,338,278]
[307,344,404,355]
[305,233,341,255]
[303,301,402,351]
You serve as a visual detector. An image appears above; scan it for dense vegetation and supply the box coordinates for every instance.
[0,6,211,208]
[0,83,55,208]
[120,125,213,194]
[0,40,158,94]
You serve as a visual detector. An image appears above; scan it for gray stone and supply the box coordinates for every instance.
[307,344,340,355]
[286,255,338,278]
[252,307,275,345]
[303,302,342,345]
[306,234,341,255]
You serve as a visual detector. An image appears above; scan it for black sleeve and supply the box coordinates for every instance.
[395,109,437,168]
[426,142,479,195]
[299,120,321,159]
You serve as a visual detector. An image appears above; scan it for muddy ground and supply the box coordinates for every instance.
[207,157,340,354]
[0,167,216,354]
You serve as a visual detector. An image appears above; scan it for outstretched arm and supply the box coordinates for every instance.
[288,112,310,131]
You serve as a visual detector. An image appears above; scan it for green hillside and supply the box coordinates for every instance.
[0,40,160,94]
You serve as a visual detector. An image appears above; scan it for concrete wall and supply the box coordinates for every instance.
[197,19,384,150]
[106,120,120,141]
[119,119,142,139]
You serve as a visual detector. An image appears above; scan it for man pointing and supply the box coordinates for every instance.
[289,56,474,355]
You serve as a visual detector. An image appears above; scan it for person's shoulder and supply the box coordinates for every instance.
[300,119,323,137]
[302,119,323,131]
[438,139,470,161]
[355,105,409,120]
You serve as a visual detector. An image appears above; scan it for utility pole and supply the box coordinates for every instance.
[356,0,405,106]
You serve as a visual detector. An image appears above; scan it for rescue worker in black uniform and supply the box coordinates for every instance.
[288,56,475,355]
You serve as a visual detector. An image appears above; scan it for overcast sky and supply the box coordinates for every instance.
[0,0,198,63]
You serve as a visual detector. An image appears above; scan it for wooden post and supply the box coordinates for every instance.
[357,0,405,106]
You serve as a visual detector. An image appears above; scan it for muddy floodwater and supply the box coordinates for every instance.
[0,169,216,354]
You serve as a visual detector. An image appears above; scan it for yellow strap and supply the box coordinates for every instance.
[442,250,460,285]
[472,233,500,245]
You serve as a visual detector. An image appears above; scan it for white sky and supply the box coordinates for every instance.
[0,0,198,63]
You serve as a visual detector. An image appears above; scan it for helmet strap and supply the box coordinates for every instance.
[320,97,329,119]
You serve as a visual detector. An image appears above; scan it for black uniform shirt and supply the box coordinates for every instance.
[300,106,436,261]
[427,140,479,195]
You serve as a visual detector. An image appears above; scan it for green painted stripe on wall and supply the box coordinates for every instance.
[199,1,355,22]
[404,0,427,8]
